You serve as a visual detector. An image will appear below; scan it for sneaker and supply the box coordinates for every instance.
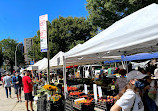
[10,95,11,98]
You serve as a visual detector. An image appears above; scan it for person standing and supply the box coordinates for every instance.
[111,70,147,111]
[115,69,128,92]
[107,67,112,75]
[12,71,22,102]
[3,73,12,98]
[22,70,34,111]
[100,66,104,79]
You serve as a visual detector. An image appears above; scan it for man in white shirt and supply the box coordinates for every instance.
[3,73,12,98]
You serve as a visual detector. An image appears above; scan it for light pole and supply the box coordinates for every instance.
[15,42,22,71]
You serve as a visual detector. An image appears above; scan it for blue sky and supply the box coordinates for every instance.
[0,0,88,43]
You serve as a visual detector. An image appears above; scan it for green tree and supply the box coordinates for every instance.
[50,16,96,52]
[0,38,24,74]
[28,16,97,61]
[86,0,158,29]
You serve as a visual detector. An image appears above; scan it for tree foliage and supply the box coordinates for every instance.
[0,38,24,73]
[86,0,158,29]
[28,16,97,61]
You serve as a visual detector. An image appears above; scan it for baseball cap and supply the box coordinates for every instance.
[127,70,147,82]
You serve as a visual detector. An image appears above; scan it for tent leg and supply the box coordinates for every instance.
[124,56,128,73]
[73,65,75,78]
[121,61,125,69]
[63,56,67,99]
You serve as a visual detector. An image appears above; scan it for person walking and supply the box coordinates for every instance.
[12,71,22,102]
[22,70,34,111]
[3,73,12,98]
[111,70,147,111]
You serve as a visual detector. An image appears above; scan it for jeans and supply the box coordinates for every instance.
[5,87,11,98]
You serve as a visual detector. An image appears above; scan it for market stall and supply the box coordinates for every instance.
[63,3,158,111]
[26,58,48,71]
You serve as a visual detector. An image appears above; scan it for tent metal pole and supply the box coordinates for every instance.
[121,61,125,69]
[63,56,67,99]
[125,56,128,73]
[73,65,75,78]
[121,55,126,69]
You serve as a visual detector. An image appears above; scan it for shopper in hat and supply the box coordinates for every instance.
[22,70,34,111]
[110,70,148,111]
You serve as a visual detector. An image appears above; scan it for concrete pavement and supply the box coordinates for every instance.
[0,81,26,111]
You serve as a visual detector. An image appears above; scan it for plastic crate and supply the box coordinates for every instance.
[46,100,64,111]
[37,95,47,111]
[95,101,107,111]
[65,99,73,111]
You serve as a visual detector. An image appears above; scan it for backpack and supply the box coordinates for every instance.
[12,76,17,83]
[17,75,22,87]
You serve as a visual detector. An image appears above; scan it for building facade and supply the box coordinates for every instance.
[24,38,33,65]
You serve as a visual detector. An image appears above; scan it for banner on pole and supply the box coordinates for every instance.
[39,14,48,52]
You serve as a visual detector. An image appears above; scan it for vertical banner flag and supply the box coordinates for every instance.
[84,84,88,94]
[39,14,48,52]
[98,86,103,98]
[93,84,98,101]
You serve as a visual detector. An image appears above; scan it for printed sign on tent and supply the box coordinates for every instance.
[98,86,103,98]
[93,84,97,101]
[39,14,48,52]
[84,84,88,94]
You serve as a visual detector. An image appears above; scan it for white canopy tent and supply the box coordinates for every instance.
[49,44,118,69]
[20,68,25,73]
[65,44,121,65]
[26,58,48,71]
[49,51,65,69]
[63,3,158,98]
[65,3,158,61]
[131,60,150,70]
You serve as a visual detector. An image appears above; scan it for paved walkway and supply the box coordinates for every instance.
[0,81,26,111]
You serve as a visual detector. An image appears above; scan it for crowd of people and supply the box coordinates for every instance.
[1,70,34,111]
[0,60,158,111]
[109,66,158,111]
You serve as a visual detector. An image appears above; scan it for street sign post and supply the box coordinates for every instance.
[39,14,50,83]
[39,14,48,52]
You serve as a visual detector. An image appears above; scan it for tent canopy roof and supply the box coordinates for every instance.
[65,3,158,65]
[26,58,48,71]
[49,51,64,68]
